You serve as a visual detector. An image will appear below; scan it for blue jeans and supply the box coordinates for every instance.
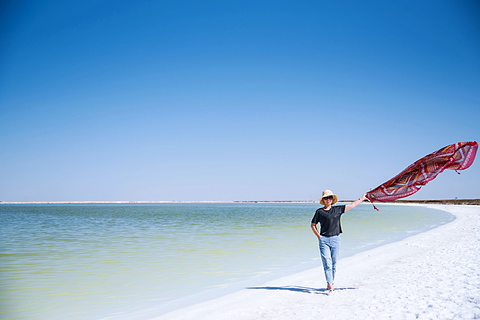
[319,235,340,285]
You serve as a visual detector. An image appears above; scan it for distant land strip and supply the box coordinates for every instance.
[0,199,479,205]
[389,199,480,205]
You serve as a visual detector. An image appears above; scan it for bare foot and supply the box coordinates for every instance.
[327,284,334,291]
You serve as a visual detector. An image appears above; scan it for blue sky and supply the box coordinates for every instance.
[1,0,479,202]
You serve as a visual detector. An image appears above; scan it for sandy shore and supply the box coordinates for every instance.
[147,204,480,320]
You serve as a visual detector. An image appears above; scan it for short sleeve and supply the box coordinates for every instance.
[311,211,318,224]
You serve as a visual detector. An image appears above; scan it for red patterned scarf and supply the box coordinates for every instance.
[366,141,478,210]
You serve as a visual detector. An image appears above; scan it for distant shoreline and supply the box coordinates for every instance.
[1,199,479,205]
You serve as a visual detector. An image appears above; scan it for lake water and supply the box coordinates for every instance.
[0,203,454,319]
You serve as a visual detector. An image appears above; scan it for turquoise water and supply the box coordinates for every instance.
[0,203,453,319]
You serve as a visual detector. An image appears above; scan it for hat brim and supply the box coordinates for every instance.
[320,195,338,205]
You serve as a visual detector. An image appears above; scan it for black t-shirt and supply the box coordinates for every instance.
[311,205,346,237]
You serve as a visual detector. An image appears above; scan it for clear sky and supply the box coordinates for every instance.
[1,0,479,202]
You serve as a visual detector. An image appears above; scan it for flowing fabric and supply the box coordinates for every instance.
[366,141,478,209]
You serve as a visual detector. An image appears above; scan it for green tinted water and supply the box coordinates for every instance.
[0,203,453,319]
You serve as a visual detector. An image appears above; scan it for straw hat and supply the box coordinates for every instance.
[320,190,338,205]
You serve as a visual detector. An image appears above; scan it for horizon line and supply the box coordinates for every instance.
[1,199,479,205]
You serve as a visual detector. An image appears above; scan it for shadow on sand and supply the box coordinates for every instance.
[247,286,357,296]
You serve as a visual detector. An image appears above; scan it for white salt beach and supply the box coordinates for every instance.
[150,204,480,320]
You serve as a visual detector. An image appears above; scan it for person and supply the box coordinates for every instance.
[310,190,367,292]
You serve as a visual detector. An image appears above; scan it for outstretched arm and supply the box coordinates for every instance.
[345,194,367,212]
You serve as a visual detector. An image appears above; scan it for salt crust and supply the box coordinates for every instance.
[152,204,480,320]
